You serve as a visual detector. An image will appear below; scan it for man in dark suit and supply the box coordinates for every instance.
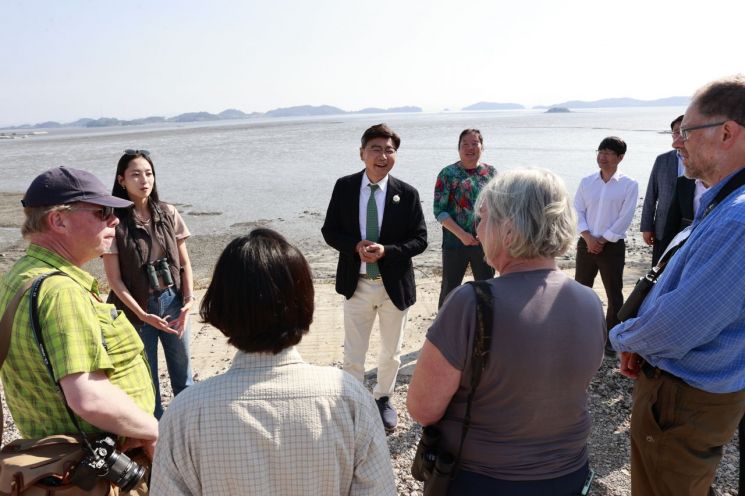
[641,115,685,265]
[661,175,710,250]
[321,123,427,432]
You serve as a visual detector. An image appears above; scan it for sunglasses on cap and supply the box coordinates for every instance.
[123,149,151,156]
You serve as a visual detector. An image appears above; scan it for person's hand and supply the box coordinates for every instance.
[168,306,191,338]
[619,352,643,379]
[141,313,179,335]
[459,232,480,246]
[585,235,605,254]
[120,437,157,461]
[356,240,377,263]
[642,231,654,246]
[363,242,385,260]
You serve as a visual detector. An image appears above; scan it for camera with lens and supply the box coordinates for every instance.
[411,425,455,496]
[73,436,146,491]
[145,258,174,290]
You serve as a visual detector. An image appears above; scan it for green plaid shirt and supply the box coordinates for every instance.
[0,244,155,438]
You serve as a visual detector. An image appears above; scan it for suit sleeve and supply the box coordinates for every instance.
[381,186,428,262]
[640,156,662,232]
[321,179,361,256]
[661,182,683,248]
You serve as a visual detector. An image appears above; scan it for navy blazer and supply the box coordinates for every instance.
[321,170,427,311]
[641,149,679,240]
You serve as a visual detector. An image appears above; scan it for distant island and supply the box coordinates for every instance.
[461,102,524,111]
[3,105,424,131]
[3,95,692,132]
[533,96,690,110]
[546,107,571,113]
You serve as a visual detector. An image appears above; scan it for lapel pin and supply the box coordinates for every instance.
[392,194,400,204]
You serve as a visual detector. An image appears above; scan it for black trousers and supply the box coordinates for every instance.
[574,238,625,331]
[438,245,495,308]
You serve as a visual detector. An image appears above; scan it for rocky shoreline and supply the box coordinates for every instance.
[0,191,740,495]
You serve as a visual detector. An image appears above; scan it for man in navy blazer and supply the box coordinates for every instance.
[640,115,685,265]
[321,123,427,432]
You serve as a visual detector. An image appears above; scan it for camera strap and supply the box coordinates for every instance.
[28,271,98,455]
[451,281,494,476]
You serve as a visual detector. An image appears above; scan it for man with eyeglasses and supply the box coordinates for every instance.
[610,75,745,495]
[573,136,638,357]
[0,167,157,492]
[640,115,685,265]
[322,123,427,433]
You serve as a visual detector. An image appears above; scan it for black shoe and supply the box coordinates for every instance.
[605,343,617,357]
[376,396,397,433]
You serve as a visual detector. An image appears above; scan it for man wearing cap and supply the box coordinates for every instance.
[0,167,158,470]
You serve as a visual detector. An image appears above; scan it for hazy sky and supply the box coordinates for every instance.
[2,0,742,127]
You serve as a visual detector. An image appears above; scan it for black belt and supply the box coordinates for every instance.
[641,360,676,380]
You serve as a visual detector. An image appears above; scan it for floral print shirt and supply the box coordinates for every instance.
[433,161,497,248]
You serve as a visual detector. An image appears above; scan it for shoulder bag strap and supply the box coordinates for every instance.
[27,272,97,453]
[0,280,36,367]
[452,280,494,474]
[0,278,37,442]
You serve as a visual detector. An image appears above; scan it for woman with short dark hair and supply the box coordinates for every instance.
[409,169,605,495]
[151,229,396,496]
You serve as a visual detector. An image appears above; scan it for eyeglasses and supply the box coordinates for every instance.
[66,206,116,220]
[679,121,726,142]
[366,145,397,155]
[123,149,150,156]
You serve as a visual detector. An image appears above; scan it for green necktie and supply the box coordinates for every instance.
[366,183,380,277]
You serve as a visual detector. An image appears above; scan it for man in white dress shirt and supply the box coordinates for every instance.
[574,136,639,356]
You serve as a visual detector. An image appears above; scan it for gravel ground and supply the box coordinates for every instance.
[380,357,741,496]
[1,197,741,494]
[1,348,741,495]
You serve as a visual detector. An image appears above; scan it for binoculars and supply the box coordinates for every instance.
[411,425,455,496]
[145,258,174,290]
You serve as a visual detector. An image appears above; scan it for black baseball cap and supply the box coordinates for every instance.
[21,167,132,208]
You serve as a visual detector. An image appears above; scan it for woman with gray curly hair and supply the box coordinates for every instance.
[408,168,605,495]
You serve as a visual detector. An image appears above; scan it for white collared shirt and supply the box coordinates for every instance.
[358,173,389,274]
[676,152,685,177]
[693,179,710,216]
[574,170,639,242]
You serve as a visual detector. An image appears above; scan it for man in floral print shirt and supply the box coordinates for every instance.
[433,128,497,307]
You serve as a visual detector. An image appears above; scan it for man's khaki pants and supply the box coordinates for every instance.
[343,277,408,399]
[631,367,745,495]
